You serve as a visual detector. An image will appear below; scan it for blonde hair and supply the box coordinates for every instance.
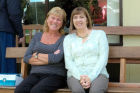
[43,7,66,35]
[70,7,93,33]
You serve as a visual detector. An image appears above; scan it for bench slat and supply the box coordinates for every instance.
[109,82,140,88]
[6,47,27,58]
[107,87,140,93]
[6,46,140,59]
[109,46,140,59]
[108,59,140,64]
[94,26,140,35]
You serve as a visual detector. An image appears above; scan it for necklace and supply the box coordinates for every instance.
[76,32,89,38]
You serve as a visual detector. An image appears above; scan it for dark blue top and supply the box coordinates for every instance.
[24,32,66,77]
[0,0,23,38]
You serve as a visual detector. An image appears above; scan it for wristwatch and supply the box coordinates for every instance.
[34,52,39,59]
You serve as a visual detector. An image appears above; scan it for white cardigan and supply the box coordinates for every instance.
[63,30,109,81]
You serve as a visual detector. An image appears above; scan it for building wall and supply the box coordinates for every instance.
[123,0,140,82]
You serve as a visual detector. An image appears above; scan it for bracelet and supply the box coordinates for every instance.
[34,52,39,59]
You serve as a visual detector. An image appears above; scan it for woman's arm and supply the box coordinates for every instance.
[89,31,109,81]
[47,37,64,64]
[29,38,64,65]
[28,52,48,65]
[24,35,65,65]
[29,49,60,65]
[64,35,81,80]
[23,34,37,64]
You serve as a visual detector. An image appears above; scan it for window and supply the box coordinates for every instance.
[22,0,122,45]
[90,0,107,26]
[107,0,122,45]
[22,0,46,24]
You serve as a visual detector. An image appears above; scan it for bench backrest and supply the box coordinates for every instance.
[17,25,140,47]
[16,24,43,47]
[6,47,27,58]
[108,46,140,88]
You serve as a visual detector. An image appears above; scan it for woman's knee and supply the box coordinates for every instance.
[14,86,25,93]
[69,85,85,93]
[15,83,33,93]
[30,86,52,93]
[30,88,40,93]
[67,77,85,93]
[89,88,104,93]
[71,88,85,93]
[89,74,108,93]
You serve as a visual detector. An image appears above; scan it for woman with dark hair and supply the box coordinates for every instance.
[64,7,109,93]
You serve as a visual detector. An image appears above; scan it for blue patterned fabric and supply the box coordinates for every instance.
[0,32,16,73]
[0,0,23,73]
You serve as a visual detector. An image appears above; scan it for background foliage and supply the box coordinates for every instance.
[21,0,95,25]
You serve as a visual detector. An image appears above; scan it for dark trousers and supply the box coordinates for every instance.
[15,73,66,93]
[0,32,16,73]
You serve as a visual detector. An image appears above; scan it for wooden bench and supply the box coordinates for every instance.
[1,25,140,93]
[1,46,140,93]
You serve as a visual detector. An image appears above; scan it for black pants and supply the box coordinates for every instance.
[15,73,66,93]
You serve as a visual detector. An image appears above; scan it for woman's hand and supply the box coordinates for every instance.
[29,50,60,65]
[18,37,25,44]
[80,75,91,89]
[29,52,48,65]
[28,53,39,65]
[32,52,37,57]
[54,49,60,54]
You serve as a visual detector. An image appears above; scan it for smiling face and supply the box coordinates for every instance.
[43,7,66,34]
[70,7,93,33]
[73,13,87,30]
[47,14,63,32]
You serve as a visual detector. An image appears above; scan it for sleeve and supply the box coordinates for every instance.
[23,34,36,64]
[63,35,81,80]
[89,31,109,81]
[47,38,64,64]
[7,0,23,38]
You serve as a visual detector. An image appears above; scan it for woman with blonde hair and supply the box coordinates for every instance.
[15,7,67,93]
[64,7,109,93]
